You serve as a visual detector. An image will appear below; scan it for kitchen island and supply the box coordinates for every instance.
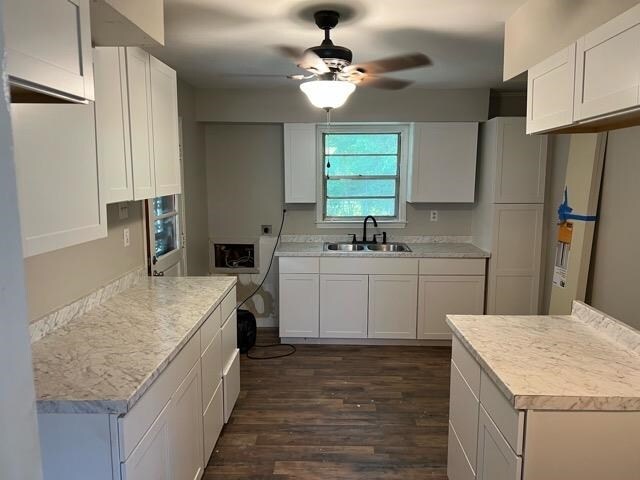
[32,276,238,480]
[446,301,640,480]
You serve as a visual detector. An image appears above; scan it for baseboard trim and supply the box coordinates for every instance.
[280,337,452,347]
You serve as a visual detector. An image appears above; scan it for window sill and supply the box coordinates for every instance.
[315,220,407,229]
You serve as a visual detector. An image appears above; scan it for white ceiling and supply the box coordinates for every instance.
[150,0,528,90]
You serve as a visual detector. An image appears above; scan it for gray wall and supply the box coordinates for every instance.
[178,79,209,275]
[588,126,640,330]
[24,203,145,323]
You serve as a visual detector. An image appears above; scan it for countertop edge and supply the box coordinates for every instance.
[36,277,238,415]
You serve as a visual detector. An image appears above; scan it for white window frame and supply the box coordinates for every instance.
[315,123,409,228]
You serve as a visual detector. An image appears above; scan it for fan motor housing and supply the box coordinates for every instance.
[306,44,352,67]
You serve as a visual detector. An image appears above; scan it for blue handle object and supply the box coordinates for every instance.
[558,187,598,223]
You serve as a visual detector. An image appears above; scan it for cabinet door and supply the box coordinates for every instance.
[476,406,521,480]
[487,204,543,315]
[279,274,319,337]
[284,123,316,203]
[126,47,156,200]
[203,381,224,465]
[12,104,107,257]
[320,274,368,338]
[408,122,478,203]
[4,0,94,102]
[418,276,485,340]
[150,56,182,197]
[121,401,172,480]
[574,4,640,121]
[526,45,576,134]
[170,362,204,480]
[368,275,418,339]
[495,118,547,204]
[94,47,133,204]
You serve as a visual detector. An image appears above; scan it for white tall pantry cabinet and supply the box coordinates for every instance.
[473,118,547,315]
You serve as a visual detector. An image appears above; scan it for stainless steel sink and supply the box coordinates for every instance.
[365,243,411,252]
[324,242,411,253]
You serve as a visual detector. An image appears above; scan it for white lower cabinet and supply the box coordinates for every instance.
[279,274,320,337]
[476,406,522,480]
[447,422,476,480]
[418,276,485,339]
[121,401,172,480]
[368,275,418,339]
[223,349,241,423]
[203,381,224,464]
[320,274,368,338]
[170,362,204,480]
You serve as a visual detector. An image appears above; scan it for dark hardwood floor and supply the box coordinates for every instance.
[204,329,452,479]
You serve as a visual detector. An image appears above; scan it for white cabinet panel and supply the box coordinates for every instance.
[4,0,94,102]
[279,274,319,337]
[169,362,204,480]
[121,401,172,480]
[203,381,224,465]
[368,275,418,339]
[448,423,476,480]
[94,47,133,204]
[418,276,485,340]
[221,311,237,370]
[527,45,576,134]
[408,122,478,203]
[126,47,156,201]
[574,4,640,121]
[150,56,181,197]
[223,349,240,423]
[201,330,222,409]
[449,362,480,472]
[12,104,107,257]
[476,406,522,480]
[320,274,368,338]
[284,123,316,203]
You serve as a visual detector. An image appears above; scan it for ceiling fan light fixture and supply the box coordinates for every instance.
[299,80,356,110]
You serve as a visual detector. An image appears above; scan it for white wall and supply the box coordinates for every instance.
[504,0,638,79]
[588,126,640,330]
[0,6,43,476]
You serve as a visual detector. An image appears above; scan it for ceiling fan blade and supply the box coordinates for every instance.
[287,74,314,80]
[344,53,431,75]
[357,75,414,90]
[275,45,330,74]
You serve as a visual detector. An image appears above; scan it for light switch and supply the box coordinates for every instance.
[118,203,129,220]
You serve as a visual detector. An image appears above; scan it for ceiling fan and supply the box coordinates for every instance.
[277,10,432,109]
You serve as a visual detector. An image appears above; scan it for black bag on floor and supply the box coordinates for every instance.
[237,309,257,354]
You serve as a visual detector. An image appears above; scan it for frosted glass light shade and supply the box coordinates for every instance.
[300,80,356,109]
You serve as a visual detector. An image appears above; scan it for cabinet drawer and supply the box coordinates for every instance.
[477,405,522,480]
[419,258,485,275]
[220,287,236,322]
[451,336,481,396]
[119,331,200,461]
[279,257,320,274]
[449,361,479,471]
[203,380,224,464]
[221,311,237,370]
[447,422,475,480]
[223,349,240,423]
[320,257,418,275]
[201,330,223,409]
[479,371,524,454]
[200,307,221,354]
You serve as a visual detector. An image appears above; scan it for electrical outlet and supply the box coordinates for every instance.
[118,203,129,220]
[261,224,272,235]
[430,210,439,222]
[123,228,130,247]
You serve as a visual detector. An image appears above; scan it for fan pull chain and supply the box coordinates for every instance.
[325,108,331,171]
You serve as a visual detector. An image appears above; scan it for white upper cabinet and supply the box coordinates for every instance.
[4,0,94,103]
[12,104,107,257]
[149,56,182,197]
[574,3,640,121]
[283,123,316,203]
[126,47,157,201]
[94,47,133,204]
[527,45,576,134]
[408,123,478,203]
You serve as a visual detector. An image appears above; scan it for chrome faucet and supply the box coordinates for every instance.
[362,215,378,243]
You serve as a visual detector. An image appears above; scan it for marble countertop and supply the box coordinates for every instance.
[447,303,640,411]
[31,276,236,415]
[275,242,490,258]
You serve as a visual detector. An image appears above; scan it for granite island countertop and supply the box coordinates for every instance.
[275,241,490,258]
[31,276,236,415]
[447,301,640,411]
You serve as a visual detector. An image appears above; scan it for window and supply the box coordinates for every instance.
[147,195,184,276]
[317,124,408,226]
